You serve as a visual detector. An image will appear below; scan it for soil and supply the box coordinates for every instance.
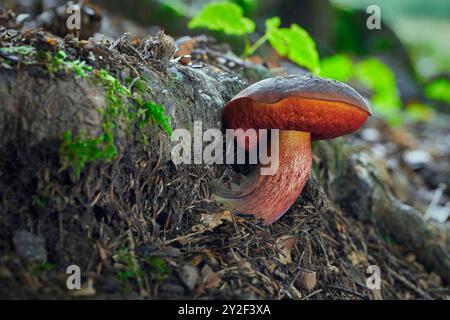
[0,21,448,299]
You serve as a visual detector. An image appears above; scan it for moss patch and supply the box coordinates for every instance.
[46,50,173,178]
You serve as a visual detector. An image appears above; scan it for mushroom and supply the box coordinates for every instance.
[214,74,372,225]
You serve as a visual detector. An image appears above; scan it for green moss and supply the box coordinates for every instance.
[47,50,93,78]
[144,256,172,282]
[48,50,172,178]
[136,101,173,136]
[115,248,144,284]
[32,262,55,274]
[0,48,174,178]
[32,194,50,209]
[0,45,35,55]
[133,77,153,94]
[60,131,117,179]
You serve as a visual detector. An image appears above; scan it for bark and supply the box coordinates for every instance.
[315,141,450,282]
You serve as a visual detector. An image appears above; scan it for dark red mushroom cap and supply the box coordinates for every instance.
[224,74,372,140]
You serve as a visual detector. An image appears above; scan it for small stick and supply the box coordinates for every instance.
[390,269,432,300]
[302,289,323,300]
[328,285,369,300]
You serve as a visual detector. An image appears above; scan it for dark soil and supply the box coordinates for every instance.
[0,23,448,300]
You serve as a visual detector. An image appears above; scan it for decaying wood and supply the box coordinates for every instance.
[316,141,450,282]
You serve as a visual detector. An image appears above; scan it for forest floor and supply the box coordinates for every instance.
[0,7,449,300]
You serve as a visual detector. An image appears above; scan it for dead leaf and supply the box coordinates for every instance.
[296,271,317,291]
[201,265,221,289]
[261,258,277,273]
[175,36,197,57]
[190,255,203,267]
[405,253,416,263]
[348,251,368,266]
[179,265,199,291]
[201,210,233,228]
[327,265,340,274]
[276,235,297,265]
[202,250,221,266]
[192,211,236,233]
[238,260,255,275]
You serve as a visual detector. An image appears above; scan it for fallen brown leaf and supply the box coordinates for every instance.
[201,265,221,289]
[297,271,317,291]
[192,211,237,233]
[348,251,368,266]
[276,235,297,265]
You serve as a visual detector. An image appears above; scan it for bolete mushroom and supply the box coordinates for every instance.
[215,74,371,225]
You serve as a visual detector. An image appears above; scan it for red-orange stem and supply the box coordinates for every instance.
[213,130,312,225]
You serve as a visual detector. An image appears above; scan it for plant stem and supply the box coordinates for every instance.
[243,33,269,57]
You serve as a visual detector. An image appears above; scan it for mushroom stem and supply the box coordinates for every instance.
[212,130,311,225]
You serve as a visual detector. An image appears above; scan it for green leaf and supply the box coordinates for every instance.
[353,58,403,125]
[405,103,435,122]
[265,17,320,74]
[354,58,398,97]
[320,54,353,82]
[188,2,255,36]
[265,17,287,55]
[425,78,450,104]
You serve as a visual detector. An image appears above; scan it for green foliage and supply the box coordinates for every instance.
[233,0,259,16]
[59,67,130,179]
[0,45,35,55]
[32,194,49,208]
[320,54,353,82]
[189,2,320,74]
[114,249,172,285]
[144,256,172,282]
[354,58,403,126]
[32,262,55,273]
[382,234,398,247]
[265,17,320,74]
[322,54,441,126]
[188,1,255,36]
[94,68,132,129]
[425,78,450,104]
[320,55,405,126]
[157,0,194,16]
[405,103,435,122]
[115,248,144,283]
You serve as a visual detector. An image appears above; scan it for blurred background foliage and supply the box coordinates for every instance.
[167,0,448,126]
[158,0,445,125]
[4,0,447,125]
